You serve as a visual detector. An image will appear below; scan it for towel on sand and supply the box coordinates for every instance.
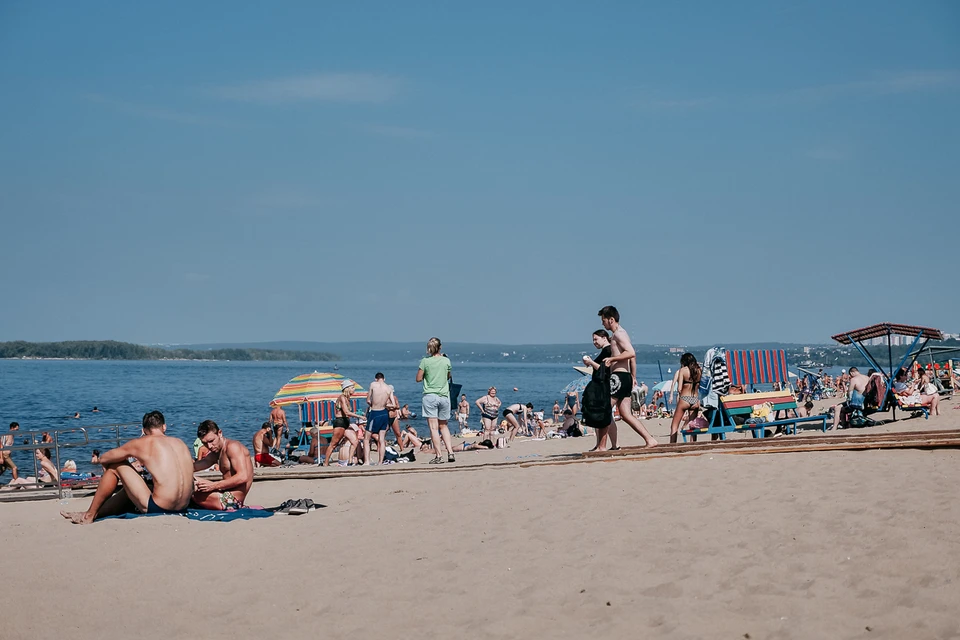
[104,507,273,522]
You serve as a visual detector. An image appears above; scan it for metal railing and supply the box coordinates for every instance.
[1,423,142,500]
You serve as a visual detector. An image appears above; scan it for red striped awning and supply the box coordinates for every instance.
[831,323,943,345]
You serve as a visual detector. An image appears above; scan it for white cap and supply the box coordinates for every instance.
[340,380,354,390]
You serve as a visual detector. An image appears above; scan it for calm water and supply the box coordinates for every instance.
[0,359,674,475]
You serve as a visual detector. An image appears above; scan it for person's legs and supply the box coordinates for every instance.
[438,422,454,460]
[615,397,654,446]
[61,461,150,524]
[362,428,374,465]
[669,399,692,443]
[343,429,358,464]
[2,452,19,481]
[376,431,386,464]
[323,428,345,466]
[505,414,521,441]
[390,418,403,451]
[426,417,443,461]
[830,404,843,430]
[591,426,608,451]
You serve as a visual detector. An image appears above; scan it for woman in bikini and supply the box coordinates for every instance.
[323,381,361,467]
[669,352,702,443]
[475,387,502,443]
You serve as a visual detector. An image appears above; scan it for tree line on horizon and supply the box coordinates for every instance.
[0,340,340,362]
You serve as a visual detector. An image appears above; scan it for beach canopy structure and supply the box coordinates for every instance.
[270,371,367,426]
[831,322,944,420]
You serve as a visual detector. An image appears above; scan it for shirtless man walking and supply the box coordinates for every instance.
[1,422,19,481]
[269,405,288,454]
[61,410,194,524]
[365,372,394,465]
[599,305,658,448]
[457,394,470,433]
[252,422,281,467]
[192,420,254,510]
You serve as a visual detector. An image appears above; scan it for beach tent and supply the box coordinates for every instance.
[831,323,944,420]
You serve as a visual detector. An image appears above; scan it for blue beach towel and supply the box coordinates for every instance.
[104,508,274,522]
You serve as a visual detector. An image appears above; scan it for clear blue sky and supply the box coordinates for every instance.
[1,1,957,346]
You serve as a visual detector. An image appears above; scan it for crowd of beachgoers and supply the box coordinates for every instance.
[3,305,958,524]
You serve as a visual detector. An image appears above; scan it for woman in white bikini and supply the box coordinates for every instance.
[475,387,502,443]
[669,353,702,443]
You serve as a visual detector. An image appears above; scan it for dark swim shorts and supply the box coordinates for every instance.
[142,496,185,515]
[367,409,391,434]
[610,371,632,400]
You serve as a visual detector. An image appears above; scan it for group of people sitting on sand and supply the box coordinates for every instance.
[60,410,254,524]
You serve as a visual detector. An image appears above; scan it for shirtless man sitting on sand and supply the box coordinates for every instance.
[252,422,281,467]
[61,410,194,524]
[192,420,254,511]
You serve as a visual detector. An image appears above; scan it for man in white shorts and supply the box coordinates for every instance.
[457,394,470,433]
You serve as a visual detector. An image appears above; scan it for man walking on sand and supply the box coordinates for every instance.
[2,422,20,481]
[61,410,194,524]
[457,394,470,433]
[365,372,394,465]
[598,305,658,448]
[192,420,254,510]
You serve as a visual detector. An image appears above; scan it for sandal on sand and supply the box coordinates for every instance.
[447,454,456,463]
[429,457,445,464]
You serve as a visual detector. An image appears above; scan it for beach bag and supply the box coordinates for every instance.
[581,379,614,428]
[630,386,646,411]
[496,437,507,449]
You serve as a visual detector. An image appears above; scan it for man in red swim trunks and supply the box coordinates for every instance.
[252,422,281,467]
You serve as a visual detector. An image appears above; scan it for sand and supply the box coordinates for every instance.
[3,399,960,640]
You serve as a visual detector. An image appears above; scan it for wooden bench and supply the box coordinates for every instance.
[681,390,828,442]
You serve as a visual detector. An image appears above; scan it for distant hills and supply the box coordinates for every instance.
[0,340,338,362]
[175,340,842,365]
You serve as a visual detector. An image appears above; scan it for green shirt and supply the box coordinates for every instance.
[419,355,451,396]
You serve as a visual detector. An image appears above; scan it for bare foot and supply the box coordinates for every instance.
[644,439,659,448]
[61,510,95,525]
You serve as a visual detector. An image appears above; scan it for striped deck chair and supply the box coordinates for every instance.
[726,349,791,392]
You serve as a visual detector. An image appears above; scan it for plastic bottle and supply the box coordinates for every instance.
[59,488,73,504]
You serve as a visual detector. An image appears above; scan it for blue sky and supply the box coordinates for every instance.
[1,1,957,346]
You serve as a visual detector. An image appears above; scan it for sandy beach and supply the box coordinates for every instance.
[4,400,960,640]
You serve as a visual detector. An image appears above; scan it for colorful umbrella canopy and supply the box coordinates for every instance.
[270,371,365,407]
[652,380,674,393]
[562,377,591,394]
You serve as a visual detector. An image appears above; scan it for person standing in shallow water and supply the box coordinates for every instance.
[417,337,455,464]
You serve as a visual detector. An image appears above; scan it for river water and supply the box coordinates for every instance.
[0,359,679,474]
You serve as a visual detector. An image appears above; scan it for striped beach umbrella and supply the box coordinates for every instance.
[270,371,365,407]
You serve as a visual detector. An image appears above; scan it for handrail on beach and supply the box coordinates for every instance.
[1,423,141,500]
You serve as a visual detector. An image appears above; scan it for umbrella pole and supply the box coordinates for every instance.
[658,360,664,382]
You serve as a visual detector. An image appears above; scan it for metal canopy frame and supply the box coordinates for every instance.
[831,323,944,421]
